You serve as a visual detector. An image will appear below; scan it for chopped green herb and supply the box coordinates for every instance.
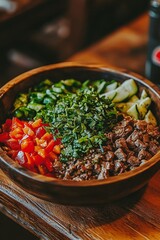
[41,88,117,161]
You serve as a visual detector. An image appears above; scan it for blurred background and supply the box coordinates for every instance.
[0,0,150,86]
[0,0,150,239]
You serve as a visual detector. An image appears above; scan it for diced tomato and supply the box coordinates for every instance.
[37,164,47,175]
[8,150,19,158]
[53,145,61,154]
[2,119,12,132]
[15,150,27,165]
[45,158,53,172]
[11,117,24,129]
[6,139,20,150]
[54,138,61,145]
[23,125,35,137]
[9,127,23,139]
[0,117,61,177]
[35,138,47,148]
[32,119,42,129]
[45,139,55,153]
[37,148,46,158]
[25,153,34,168]
[35,126,46,138]
[41,132,52,141]
[49,151,58,161]
[33,154,44,166]
[34,146,46,158]
[0,132,9,142]
[21,139,34,153]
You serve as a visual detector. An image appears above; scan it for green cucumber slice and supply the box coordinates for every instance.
[144,110,157,126]
[116,102,133,113]
[101,91,117,101]
[137,97,151,119]
[127,104,139,120]
[101,79,138,103]
[128,95,139,103]
[106,82,118,92]
[140,89,148,99]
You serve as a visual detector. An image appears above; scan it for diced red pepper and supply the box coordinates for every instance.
[53,145,61,154]
[41,132,52,141]
[21,139,34,153]
[45,158,53,172]
[35,126,46,138]
[15,151,27,165]
[45,139,55,153]
[11,117,24,129]
[33,154,44,166]
[8,150,19,158]
[6,139,20,150]
[25,153,35,169]
[37,164,47,175]
[2,119,12,132]
[49,151,58,161]
[0,118,61,177]
[32,119,42,129]
[0,132,9,142]
[9,127,23,139]
[23,125,35,137]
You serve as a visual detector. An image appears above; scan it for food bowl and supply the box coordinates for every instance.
[0,62,160,205]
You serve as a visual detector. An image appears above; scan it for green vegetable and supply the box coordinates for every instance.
[101,79,138,102]
[41,88,117,161]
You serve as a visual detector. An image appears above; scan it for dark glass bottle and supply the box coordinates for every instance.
[145,0,160,85]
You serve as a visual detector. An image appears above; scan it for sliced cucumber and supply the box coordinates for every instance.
[127,104,139,120]
[101,91,117,101]
[101,79,138,103]
[137,97,151,119]
[128,95,139,103]
[106,82,118,92]
[140,89,148,99]
[116,102,133,113]
[144,110,157,126]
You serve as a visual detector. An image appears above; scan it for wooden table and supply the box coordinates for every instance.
[1,13,160,240]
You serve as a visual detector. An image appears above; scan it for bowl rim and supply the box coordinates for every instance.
[0,62,160,187]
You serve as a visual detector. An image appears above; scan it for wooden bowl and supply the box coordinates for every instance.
[0,62,160,205]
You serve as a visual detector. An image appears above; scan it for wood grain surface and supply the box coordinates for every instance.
[1,169,160,240]
[0,13,160,240]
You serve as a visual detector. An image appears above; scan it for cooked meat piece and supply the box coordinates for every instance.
[105,151,115,161]
[143,134,150,143]
[147,124,160,139]
[121,115,134,127]
[135,139,148,149]
[98,162,109,179]
[138,149,152,160]
[127,156,140,166]
[113,125,133,138]
[148,141,160,155]
[115,138,128,150]
[127,130,142,142]
[114,161,126,174]
[135,120,147,131]
[114,148,127,161]
[103,145,113,151]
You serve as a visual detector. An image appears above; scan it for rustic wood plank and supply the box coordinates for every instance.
[1,167,160,240]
